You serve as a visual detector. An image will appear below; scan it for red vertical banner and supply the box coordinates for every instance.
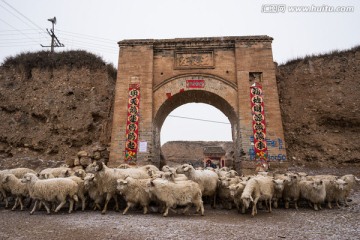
[125,83,140,165]
[250,83,269,171]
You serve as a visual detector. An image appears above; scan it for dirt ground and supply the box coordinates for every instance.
[1,165,360,240]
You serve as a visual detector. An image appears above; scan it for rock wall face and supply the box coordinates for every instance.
[276,46,360,165]
[0,51,116,168]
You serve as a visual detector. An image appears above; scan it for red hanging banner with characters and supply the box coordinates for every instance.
[125,83,140,165]
[250,83,269,171]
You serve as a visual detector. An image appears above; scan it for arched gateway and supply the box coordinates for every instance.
[109,36,287,172]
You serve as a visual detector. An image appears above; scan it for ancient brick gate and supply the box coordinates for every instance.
[109,36,287,172]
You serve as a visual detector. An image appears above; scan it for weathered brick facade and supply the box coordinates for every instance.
[110,36,287,172]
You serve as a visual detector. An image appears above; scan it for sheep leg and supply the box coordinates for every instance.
[182,204,192,214]
[42,201,51,214]
[123,202,133,215]
[318,203,322,210]
[102,193,112,214]
[284,200,289,209]
[19,197,25,211]
[336,201,341,209]
[273,199,278,209]
[1,190,8,208]
[54,200,67,213]
[95,202,102,211]
[69,199,74,213]
[195,201,205,216]
[314,203,319,211]
[163,205,169,217]
[268,199,272,213]
[212,194,216,209]
[251,204,256,217]
[241,205,246,214]
[143,205,148,215]
[30,200,38,215]
[200,202,205,216]
[294,200,299,210]
[113,195,119,212]
[81,196,86,211]
[12,197,19,211]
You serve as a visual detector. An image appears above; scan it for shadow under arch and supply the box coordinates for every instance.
[153,89,242,169]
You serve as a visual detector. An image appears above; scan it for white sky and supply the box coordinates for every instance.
[1,0,359,145]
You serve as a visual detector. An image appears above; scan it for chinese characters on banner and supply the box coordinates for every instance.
[125,84,140,165]
[250,83,269,171]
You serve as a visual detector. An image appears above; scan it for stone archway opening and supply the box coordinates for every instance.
[153,90,239,168]
[160,103,232,145]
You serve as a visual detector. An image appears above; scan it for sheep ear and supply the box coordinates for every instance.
[2,175,9,183]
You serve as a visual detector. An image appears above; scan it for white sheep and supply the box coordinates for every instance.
[86,161,126,214]
[229,181,247,213]
[6,168,37,179]
[84,173,104,211]
[21,173,79,215]
[240,177,261,216]
[38,167,74,179]
[162,165,188,181]
[240,176,274,216]
[67,176,86,211]
[145,178,204,217]
[340,174,360,205]
[176,164,218,207]
[217,177,240,209]
[323,178,348,209]
[299,179,326,211]
[1,173,29,211]
[0,170,11,208]
[255,176,275,213]
[116,177,152,215]
[282,173,301,209]
[272,178,286,208]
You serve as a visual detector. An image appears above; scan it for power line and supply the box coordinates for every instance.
[0,0,46,34]
[0,2,47,38]
[168,115,230,124]
[0,18,39,44]
[57,29,117,43]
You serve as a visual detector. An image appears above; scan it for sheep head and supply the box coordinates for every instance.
[116,179,128,193]
[21,173,36,183]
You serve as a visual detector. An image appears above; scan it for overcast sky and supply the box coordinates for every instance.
[1,0,359,145]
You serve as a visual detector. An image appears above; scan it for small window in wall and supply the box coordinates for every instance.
[249,72,263,84]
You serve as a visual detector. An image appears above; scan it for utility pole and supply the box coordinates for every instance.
[41,17,64,52]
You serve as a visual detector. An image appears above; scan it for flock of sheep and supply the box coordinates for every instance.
[0,162,359,217]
